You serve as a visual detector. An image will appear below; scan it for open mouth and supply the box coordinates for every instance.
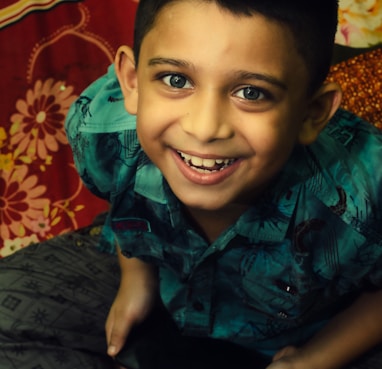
[177,151,236,173]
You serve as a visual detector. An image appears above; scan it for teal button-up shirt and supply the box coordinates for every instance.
[65,65,382,357]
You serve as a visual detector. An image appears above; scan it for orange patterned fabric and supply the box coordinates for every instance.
[0,0,79,29]
[327,48,382,129]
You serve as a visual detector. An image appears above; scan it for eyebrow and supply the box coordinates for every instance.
[148,57,287,90]
[148,57,191,68]
[233,71,287,91]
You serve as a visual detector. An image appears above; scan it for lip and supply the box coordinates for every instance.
[171,149,241,185]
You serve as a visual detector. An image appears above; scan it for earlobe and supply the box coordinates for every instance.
[115,45,138,115]
[298,82,342,145]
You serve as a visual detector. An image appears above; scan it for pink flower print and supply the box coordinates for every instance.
[0,165,50,240]
[30,215,51,238]
[336,0,382,47]
[10,79,77,160]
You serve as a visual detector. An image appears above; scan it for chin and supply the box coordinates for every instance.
[177,193,234,212]
[175,193,214,208]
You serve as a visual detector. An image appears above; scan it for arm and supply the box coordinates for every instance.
[268,290,382,369]
[105,246,159,357]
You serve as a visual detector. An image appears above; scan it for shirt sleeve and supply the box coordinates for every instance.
[65,64,140,201]
[314,110,382,291]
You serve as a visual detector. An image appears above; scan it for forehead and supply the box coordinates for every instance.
[139,0,308,86]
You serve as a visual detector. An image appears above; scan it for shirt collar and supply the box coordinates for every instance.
[134,153,168,205]
[133,145,315,243]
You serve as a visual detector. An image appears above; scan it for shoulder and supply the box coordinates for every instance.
[313,109,382,192]
[283,111,382,285]
[65,64,144,199]
[301,108,382,237]
[66,64,137,135]
[322,108,382,153]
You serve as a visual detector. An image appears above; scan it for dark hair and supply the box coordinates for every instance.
[133,0,339,94]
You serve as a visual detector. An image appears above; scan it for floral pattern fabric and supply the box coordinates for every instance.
[0,0,138,256]
[336,0,382,47]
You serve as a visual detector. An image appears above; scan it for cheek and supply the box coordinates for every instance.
[244,124,294,155]
[242,124,299,176]
[135,104,160,139]
[135,108,171,160]
[249,110,304,154]
[135,113,154,155]
[136,103,187,154]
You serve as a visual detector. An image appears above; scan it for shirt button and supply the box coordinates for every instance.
[275,280,297,295]
[278,311,289,319]
[122,251,132,258]
[192,301,204,312]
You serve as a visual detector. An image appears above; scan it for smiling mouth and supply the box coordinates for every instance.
[177,151,236,173]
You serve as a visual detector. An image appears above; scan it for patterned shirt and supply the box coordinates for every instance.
[65,64,382,357]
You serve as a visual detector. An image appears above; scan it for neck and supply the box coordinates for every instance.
[185,204,248,243]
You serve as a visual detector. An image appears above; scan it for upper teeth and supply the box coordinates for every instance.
[178,151,234,169]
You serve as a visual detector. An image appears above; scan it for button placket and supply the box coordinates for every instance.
[183,266,214,336]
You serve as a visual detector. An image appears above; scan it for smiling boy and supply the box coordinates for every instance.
[125,3,317,219]
[90,0,382,367]
[1,0,382,368]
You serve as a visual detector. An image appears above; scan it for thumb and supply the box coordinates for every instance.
[272,346,298,362]
[107,318,133,357]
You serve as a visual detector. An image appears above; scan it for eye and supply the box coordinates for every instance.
[234,86,266,101]
[162,74,192,89]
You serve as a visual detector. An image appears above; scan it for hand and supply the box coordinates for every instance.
[266,361,296,369]
[266,346,305,369]
[105,260,158,357]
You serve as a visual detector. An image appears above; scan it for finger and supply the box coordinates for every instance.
[105,303,119,346]
[107,318,134,357]
[105,313,114,348]
[272,346,297,361]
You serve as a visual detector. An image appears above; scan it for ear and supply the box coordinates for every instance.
[298,82,342,145]
[115,45,138,115]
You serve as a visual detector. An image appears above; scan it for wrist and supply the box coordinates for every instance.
[291,347,326,369]
[278,347,321,369]
[119,257,158,289]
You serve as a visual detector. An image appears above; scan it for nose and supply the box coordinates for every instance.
[180,91,234,142]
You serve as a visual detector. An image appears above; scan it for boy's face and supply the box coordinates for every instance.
[128,1,316,212]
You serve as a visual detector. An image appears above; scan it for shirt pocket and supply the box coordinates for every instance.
[240,244,313,322]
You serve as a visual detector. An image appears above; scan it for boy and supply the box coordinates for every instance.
[1,0,382,368]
